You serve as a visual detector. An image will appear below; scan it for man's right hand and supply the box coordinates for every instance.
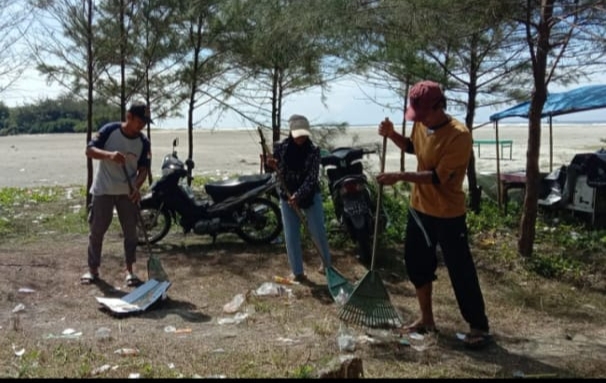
[109,151,126,165]
[378,117,394,138]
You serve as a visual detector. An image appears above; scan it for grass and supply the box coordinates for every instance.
[1,183,605,378]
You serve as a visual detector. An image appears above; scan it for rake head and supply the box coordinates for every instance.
[326,266,355,300]
[337,270,403,329]
[147,254,169,282]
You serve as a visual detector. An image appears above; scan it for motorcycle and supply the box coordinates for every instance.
[137,137,283,245]
[320,146,386,266]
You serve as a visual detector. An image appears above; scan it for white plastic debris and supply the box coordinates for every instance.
[18,288,35,294]
[217,312,249,325]
[254,282,290,297]
[114,348,139,356]
[223,293,246,313]
[12,303,25,313]
[91,364,112,375]
[12,344,25,357]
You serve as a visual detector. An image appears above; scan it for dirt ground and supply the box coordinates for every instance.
[1,225,605,378]
[1,125,606,377]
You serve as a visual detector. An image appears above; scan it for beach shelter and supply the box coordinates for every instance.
[488,84,606,204]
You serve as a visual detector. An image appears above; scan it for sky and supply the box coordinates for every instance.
[4,67,605,130]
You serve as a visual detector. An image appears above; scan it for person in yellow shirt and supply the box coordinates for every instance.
[376,80,491,350]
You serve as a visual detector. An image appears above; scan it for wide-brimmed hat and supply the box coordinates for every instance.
[288,114,311,138]
[128,101,153,124]
[405,80,445,122]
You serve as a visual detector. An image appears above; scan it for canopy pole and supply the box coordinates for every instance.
[549,115,553,172]
[495,121,502,209]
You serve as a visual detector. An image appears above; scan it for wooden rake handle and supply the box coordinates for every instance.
[370,127,388,271]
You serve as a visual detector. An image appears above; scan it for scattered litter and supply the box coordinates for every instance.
[114,348,139,356]
[356,335,376,344]
[128,372,141,379]
[456,332,466,341]
[95,327,111,341]
[163,326,191,334]
[12,344,25,357]
[217,312,249,325]
[167,363,175,369]
[91,364,112,376]
[335,288,349,306]
[206,375,226,379]
[276,337,301,345]
[411,344,429,352]
[273,275,300,285]
[337,325,356,352]
[44,328,83,339]
[254,282,291,297]
[12,303,25,313]
[211,348,225,353]
[409,332,425,341]
[18,288,35,294]
[223,293,246,313]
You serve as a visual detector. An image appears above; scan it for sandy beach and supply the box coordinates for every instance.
[1,123,605,189]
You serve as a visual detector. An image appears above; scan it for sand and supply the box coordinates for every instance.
[1,123,605,189]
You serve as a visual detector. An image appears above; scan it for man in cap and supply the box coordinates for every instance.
[376,80,492,350]
[265,114,332,283]
[80,100,152,287]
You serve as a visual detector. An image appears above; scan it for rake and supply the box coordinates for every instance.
[337,125,403,328]
[122,165,169,282]
[257,127,354,299]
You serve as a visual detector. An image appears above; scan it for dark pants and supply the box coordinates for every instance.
[88,194,138,269]
[404,209,489,332]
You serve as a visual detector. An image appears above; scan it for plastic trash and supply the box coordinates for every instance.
[128,372,141,379]
[95,327,111,341]
[336,324,356,352]
[114,348,139,356]
[18,288,35,294]
[12,344,25,357]
[223,293,246,313]
[335,288,349,306]
[273,276,299,285]
[12,303,25,313]
[217,312,249,325]
[255,282,287,296]
[164,326,177,333]
[91,364,112,376]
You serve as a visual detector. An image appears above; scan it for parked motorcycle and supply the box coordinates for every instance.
[320,146,386,266]
[137,138,283,245]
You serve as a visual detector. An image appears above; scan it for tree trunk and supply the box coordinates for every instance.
[518,0,553,258]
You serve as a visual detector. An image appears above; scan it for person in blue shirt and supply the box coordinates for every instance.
[80,101,152,287]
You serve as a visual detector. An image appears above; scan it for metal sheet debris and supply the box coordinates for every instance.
[96,279,171,315]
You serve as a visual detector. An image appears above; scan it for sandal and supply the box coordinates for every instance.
[80,271,99,285]
[125,273,143,287]
[462,333,493,350]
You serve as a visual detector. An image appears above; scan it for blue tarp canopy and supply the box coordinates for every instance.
[490,84,606,121]
[486,84,606,207]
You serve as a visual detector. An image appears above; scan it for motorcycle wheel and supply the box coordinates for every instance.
[236,197,283,245]
[136,207,172,245]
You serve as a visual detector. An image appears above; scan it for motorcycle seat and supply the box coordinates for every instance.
[204,173,273,203]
